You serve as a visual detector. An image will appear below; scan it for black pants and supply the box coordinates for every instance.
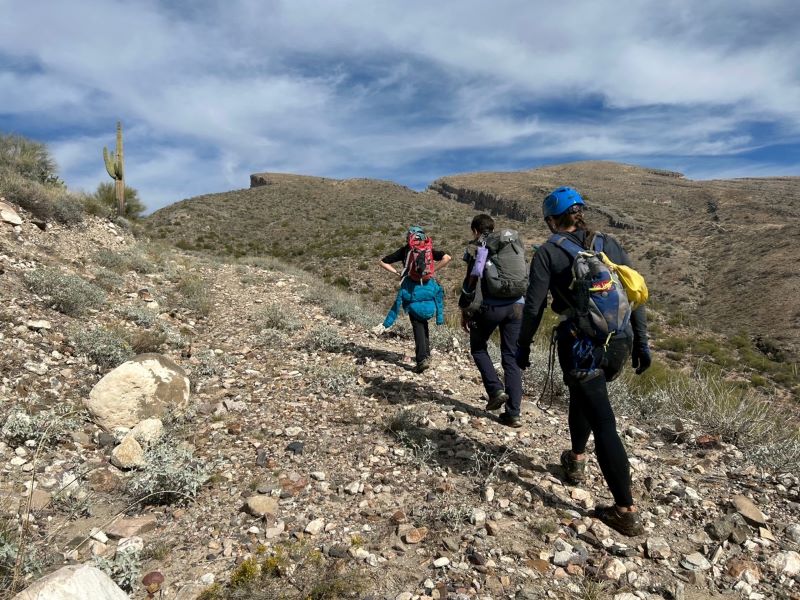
[469,303,523,416]
[409,316,430,365]
[557,324,634,507]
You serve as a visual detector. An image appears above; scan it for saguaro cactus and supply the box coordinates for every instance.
[103,121,125,216]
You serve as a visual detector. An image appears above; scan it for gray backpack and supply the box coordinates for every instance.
[483,229,528,299]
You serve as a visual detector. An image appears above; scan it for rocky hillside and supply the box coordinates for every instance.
[2,198,800,600]
[147,164,800,398]
[431,161,800,362]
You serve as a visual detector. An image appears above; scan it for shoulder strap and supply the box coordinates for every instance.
[547,233,584,258]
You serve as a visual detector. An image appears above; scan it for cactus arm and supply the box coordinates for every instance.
[103,146,118,179]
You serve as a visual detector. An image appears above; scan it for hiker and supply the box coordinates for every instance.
[515,186,651,537]
[376,226,451,372]
[459,214,527,428]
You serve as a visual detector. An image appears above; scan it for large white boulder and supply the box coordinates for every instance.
[86,354,190,430]
[14,564,128,600]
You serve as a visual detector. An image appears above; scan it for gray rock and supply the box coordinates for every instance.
[786,523,800,544]
[13,564,128,599]
[680,552,711,571]
[646,536,671,559]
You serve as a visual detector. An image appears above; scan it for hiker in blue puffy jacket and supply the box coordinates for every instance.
[376,226,451,373]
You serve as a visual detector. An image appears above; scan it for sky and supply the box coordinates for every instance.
[1,0,799,213]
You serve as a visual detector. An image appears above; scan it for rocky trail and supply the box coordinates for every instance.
[1,206,799,600]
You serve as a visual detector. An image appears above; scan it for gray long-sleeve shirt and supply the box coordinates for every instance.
[518,229,648,349]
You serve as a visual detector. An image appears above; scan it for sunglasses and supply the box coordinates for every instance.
[566,204,585,215]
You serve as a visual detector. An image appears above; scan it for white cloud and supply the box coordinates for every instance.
[1,0,798,210]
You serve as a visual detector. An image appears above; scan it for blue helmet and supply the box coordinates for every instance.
[542,186,585,219]
[407,225,424,235]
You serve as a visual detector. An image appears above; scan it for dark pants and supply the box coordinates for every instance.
[557,324,633,507]
[469,303,523,416]
[409,316,430,365]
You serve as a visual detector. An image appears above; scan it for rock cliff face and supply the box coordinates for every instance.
[428,180,536,222]
[429,180,638,229]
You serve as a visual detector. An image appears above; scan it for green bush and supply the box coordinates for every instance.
[0,133,60,184]
[127,442,210,505]
[23,267,105,315]
[93,182,146,220]
[257,304,302,332]
[92,267,125,290]
[176,274,212,316]
[1,406,80,447]
[302,326,346,352]
[118,305,157,327]
[0,169,83,224]
[93,548,141,592]
[70,326,133,369]
[93,249,155,274]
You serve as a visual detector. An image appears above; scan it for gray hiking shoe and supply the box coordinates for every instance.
[560,450,587,484]
[593,505,644,537]
[414,358,432,373]
[485,390,509,411]
[498,412,522,428]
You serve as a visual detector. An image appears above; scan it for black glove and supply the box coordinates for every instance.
[632,344,651,375]
[516,345,531,370]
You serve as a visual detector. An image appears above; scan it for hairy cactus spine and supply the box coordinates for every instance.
[103,121,125,216]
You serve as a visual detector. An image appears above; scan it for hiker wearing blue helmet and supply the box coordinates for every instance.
[516,186,651,537]
[376,226,452,373]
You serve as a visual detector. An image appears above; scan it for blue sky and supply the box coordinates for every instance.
[1,0,799,212]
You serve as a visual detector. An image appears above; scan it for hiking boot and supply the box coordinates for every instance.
[593,505,644,537]
[498,412,522,428]
[485,390,509,411]
[414,358,431,373]
[560,449,587,484]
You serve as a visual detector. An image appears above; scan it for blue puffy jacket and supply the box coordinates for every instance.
[383,277,444,327]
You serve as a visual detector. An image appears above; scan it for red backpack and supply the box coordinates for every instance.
[405,231,435,282]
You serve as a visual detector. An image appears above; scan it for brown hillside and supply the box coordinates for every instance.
[431,161,800,360]
[147,164,800,392]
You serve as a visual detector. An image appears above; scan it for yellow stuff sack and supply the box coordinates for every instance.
[599,253,649,309]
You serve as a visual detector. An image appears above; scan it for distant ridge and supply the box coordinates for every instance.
[147,161,800,386]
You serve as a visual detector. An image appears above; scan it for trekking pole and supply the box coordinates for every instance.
[536,327,558,411]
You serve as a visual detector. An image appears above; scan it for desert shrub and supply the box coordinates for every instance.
[93,548,141,592]
[23,268,105,315]
[256,327,290,350]
[191,350,236,380]
[70,326,133,369]
[256,304,301,332]
[1,405,81,447]
[127,442,210,505]
[0,528,45,595]
[0,133,59,184]
[93,182,146,220]
[0,170,83,224]
[175,274,212,316]
[203,540,368,600]
[310,363,358,396]
[93,267,125,290]
[129,329,168,354]
[656,336,689,353]
[302,326,346,352]
[82,194,114,218]
[118,305,157,327]
[93,249,154,274]
[384,409,420,434]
